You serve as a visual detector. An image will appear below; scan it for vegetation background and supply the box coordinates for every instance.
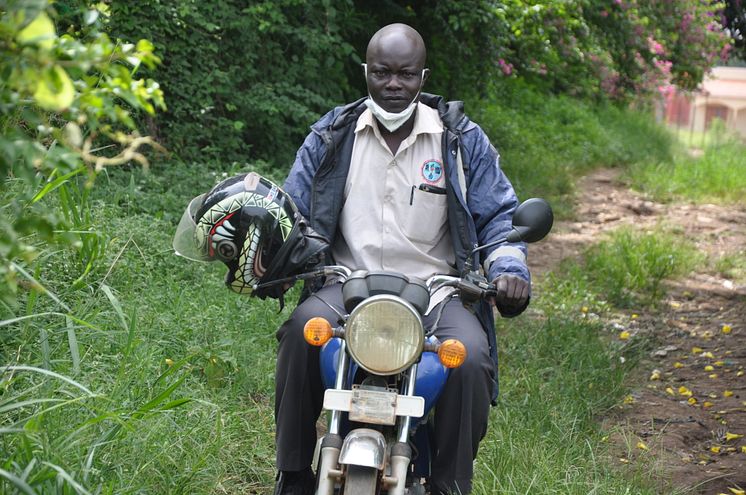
[1,0,745,493]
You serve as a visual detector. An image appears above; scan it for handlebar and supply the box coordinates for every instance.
[255,265,495,302]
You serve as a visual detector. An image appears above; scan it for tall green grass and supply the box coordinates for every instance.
[628,123,746,205]
[582,227,701,308]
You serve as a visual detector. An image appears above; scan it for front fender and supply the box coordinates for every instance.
[338,428,386,470]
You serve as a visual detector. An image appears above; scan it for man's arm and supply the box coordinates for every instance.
[463,125,530,317]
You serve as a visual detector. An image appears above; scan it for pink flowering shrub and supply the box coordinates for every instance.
[487,0,731,101]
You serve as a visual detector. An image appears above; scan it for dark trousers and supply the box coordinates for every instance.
[274,284,494,494]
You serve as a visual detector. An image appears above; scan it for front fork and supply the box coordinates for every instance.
[315,341,418,495]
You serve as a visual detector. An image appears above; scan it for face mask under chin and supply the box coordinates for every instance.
[363,64,425,132]
[364,97,420,132]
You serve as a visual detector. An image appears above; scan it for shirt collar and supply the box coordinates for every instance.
[355,102,443,136]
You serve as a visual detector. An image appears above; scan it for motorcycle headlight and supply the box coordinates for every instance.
[345,295,424,375]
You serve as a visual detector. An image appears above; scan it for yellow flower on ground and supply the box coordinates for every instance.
[741,446,746,453]
[666,387,675,395]
[705,365,715,371]
[688,397,698,405]
[728,488,745,495]
[704,401,714,408]
[702,351,715,359]
[650,369,661,380]
[581,306,589,313]
[678,386,693,397]
[623,395,635,404]
[715,361,725,367]
[165,358,174,366]
[711,446,721,454]
[725,432,744,442]
[637,441,649,451]
[631,314,638,319]
[674,362,684,369]
[619,457,629,464]
[722,324,732,334]
[738,370,745,377]
[710,374,719,379]
[619,331,630,340]
[692,346,703,354]
[724,390,734,397]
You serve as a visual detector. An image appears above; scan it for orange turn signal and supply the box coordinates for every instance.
[438,339,467,368]
[303,317,333,346]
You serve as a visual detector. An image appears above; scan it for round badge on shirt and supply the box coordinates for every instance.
[421,159,443,184]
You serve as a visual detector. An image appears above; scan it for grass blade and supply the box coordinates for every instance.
[2,365,94,396]
[101,284,128,332]
[65,317,80,374]
[0,467,36,495]
[42,461,92,495]
[31,167,85,204]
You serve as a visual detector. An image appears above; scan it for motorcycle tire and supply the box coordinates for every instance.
[342,465,379,495]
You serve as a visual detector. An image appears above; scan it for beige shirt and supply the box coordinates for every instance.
[332,103,458,311]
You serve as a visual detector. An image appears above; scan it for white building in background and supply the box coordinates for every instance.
[664,66,746,139]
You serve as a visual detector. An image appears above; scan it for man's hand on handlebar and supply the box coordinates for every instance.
[489,275,529,314]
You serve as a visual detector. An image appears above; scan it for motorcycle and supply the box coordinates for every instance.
[257,198,553,494]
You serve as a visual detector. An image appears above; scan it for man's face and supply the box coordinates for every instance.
[366,34,426,113]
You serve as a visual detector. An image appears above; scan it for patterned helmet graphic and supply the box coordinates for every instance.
[174,172,297,294]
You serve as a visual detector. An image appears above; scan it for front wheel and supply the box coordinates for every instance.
[343,465,379,495]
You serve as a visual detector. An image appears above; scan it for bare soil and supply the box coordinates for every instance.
[530,169,746,494]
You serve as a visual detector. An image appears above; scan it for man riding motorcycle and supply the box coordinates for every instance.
[272,23,531,495]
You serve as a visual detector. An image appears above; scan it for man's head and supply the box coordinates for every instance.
[365,24,428,114]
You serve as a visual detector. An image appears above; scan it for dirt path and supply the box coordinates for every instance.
[530,169,746,494]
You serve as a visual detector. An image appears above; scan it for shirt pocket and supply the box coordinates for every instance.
[399,187,448,245]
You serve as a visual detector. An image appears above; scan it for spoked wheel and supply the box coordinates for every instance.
[342,465,379,495]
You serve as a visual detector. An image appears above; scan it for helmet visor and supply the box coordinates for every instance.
[173,194,212,262]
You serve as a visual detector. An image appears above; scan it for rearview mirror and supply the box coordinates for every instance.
[506,198,554,243]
